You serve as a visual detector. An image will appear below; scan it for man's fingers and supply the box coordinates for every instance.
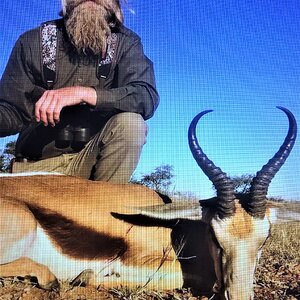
[53,106,61,124]
[35,91,48,122]
[36,91,55,126]
[46,106,56,127]
[45,97,63,127]
[52,99,63,125]
[35,91,64,126]
[35,87,82,126]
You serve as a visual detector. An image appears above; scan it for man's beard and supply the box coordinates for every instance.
[65,1,112,55]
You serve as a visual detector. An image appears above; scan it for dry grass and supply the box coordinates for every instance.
[254,222,300,299]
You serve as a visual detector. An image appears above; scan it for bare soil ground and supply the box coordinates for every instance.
[1,207,299,299]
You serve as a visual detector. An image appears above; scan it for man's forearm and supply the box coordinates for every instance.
[34,86,97,126]
[93,83,159,120]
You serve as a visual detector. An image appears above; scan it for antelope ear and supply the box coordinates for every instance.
[111,200,204,226]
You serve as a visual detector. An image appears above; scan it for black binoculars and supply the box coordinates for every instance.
[55,125,91,149]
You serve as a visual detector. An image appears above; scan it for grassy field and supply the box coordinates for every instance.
[0,204,299,299]
[254,221,300,299]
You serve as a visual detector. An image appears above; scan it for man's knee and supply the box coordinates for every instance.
[103,112,148,146]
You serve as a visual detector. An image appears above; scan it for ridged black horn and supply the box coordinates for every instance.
[248,106,297,218]
[188,110,236,219]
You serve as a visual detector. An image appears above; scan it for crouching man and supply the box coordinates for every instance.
[0,0,159,183]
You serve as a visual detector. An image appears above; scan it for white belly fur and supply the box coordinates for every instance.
[26,226,182,289]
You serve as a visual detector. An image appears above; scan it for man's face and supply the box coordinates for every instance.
[62,0,121,16]
[62,0,99,16]
[62,0,118,55]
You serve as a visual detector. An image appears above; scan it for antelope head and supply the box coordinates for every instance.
[116,107,297,299]
[189,106,297,299]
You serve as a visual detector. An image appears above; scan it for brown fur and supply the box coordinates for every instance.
[1,175,181,288]
[228,202,254,239]
[0,174,278,296]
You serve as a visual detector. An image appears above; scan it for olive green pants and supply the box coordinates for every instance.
[12,113,147,183]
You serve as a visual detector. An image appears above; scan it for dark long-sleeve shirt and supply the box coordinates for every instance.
[0,19,159,158]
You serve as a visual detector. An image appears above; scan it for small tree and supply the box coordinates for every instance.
[231,174,254,194]
[211,173,254,194]
[0,140,16,172]
[131,164,175,194]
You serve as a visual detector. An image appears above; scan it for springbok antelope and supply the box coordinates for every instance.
[0,107,298,299]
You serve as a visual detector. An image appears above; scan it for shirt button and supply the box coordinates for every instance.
[78,78,83,82]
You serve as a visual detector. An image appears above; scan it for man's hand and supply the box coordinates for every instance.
[35,86,97,126]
